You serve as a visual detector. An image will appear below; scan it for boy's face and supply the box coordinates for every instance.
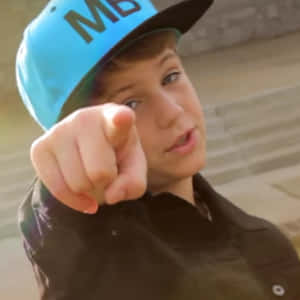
[97,47,206,192]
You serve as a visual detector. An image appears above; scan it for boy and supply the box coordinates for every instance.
[16,0,300,299]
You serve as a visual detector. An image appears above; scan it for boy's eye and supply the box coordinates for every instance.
[123,99,140,110]
[163,72,181,85]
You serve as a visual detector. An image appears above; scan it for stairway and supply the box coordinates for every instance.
[0,151,34,239]
[203,86,300,185]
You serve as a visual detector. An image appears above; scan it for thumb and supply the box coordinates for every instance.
[102,104,135,149]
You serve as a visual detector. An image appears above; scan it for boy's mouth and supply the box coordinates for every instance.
[166,128,195,152]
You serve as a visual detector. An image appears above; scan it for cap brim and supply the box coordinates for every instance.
[61,0,214,118]
[110,0,214,56]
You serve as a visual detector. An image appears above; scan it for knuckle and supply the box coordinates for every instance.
[73,108,90,123]
[88,167,117,186]
[30,139,41,161]
[30,137,46,164]
[70,180,93,195]
[129,179,147,199]
[48,122,68,143]
[51,181,68,200]
[72,107,99,128]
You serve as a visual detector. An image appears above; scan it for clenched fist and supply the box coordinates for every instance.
[30,104,147,214]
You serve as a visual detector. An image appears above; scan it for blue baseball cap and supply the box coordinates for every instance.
[16,0,213,130]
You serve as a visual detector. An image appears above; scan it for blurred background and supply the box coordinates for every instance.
[1,0,300,299]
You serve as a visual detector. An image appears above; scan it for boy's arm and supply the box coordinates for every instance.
[18,104,148,299]
[18,176,130,300]
[18,177,118,300]
[30,104,147,213]
[18,179,89,299]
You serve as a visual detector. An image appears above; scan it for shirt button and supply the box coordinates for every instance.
[111,229,118,237]
[272,284,285,297]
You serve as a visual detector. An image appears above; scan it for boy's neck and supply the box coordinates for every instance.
[152,176,195,206]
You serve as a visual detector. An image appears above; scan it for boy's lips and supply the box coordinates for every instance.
[166,128,195,152]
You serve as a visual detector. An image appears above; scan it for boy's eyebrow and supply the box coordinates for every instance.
[107,51,177,100]
[107,83,136,100]
[158,50,177,67]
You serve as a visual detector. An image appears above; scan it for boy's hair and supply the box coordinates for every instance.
[59,30,179,120]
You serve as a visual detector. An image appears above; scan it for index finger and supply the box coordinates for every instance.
[101,104,136,149]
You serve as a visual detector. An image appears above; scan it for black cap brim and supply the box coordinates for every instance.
[113,0,214,54]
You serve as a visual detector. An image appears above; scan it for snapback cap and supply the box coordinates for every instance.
[16,0,213,130]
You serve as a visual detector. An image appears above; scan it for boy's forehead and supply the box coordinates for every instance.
[112,47,178,75]
[101,48,179,95]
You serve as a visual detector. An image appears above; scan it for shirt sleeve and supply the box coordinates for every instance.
[17,179,103,299]
[18,178,91,253]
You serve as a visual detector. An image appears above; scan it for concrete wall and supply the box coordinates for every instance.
[2,0,300,105]
[154,0,300,56]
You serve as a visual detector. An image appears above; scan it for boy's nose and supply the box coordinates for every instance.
[154,91,184,129]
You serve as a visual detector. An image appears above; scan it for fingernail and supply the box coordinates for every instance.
[84,202,98,214]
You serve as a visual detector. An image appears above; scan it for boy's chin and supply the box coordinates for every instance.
[174,149,206,174]
[173,158,206,177]
[147,152,206,189]
[164,156,206,180]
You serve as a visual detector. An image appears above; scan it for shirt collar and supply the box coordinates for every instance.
[193,173,268,231]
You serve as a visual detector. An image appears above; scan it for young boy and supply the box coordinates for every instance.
[16,0,300,299]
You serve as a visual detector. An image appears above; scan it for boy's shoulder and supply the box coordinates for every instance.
[195,173,276,230]
[195,173,300,262]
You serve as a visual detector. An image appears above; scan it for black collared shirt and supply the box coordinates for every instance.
[18,174,300,300]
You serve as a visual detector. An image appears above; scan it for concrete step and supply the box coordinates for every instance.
[230,110,300,142]
[204,106,228,134]
[206,126,300,171]
[0,195,21,210]
[0,151,30,170]
[223,99,300,131]
[0,218,19,240]
[206,146,241,170]
[205,117,226,135]
[0,166,35,186]
[203,105,219,120]
[216,86,300,119]
[204,109,220,123]
[240,126,300,158]
[1,165,33,176]
[201,85,300,185]
[0,180,33,194]
[206,133,233,151]
[203,161,250,186]
[0,198,22,220]
[204,131,300,182]
[0,181,33,205]
[203,86,300,157]
[0,150,29,161]
[0,184,31,238]
[248,143,300,174]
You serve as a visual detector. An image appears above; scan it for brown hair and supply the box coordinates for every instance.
[91,29,179,99]
[59,29,179,120]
